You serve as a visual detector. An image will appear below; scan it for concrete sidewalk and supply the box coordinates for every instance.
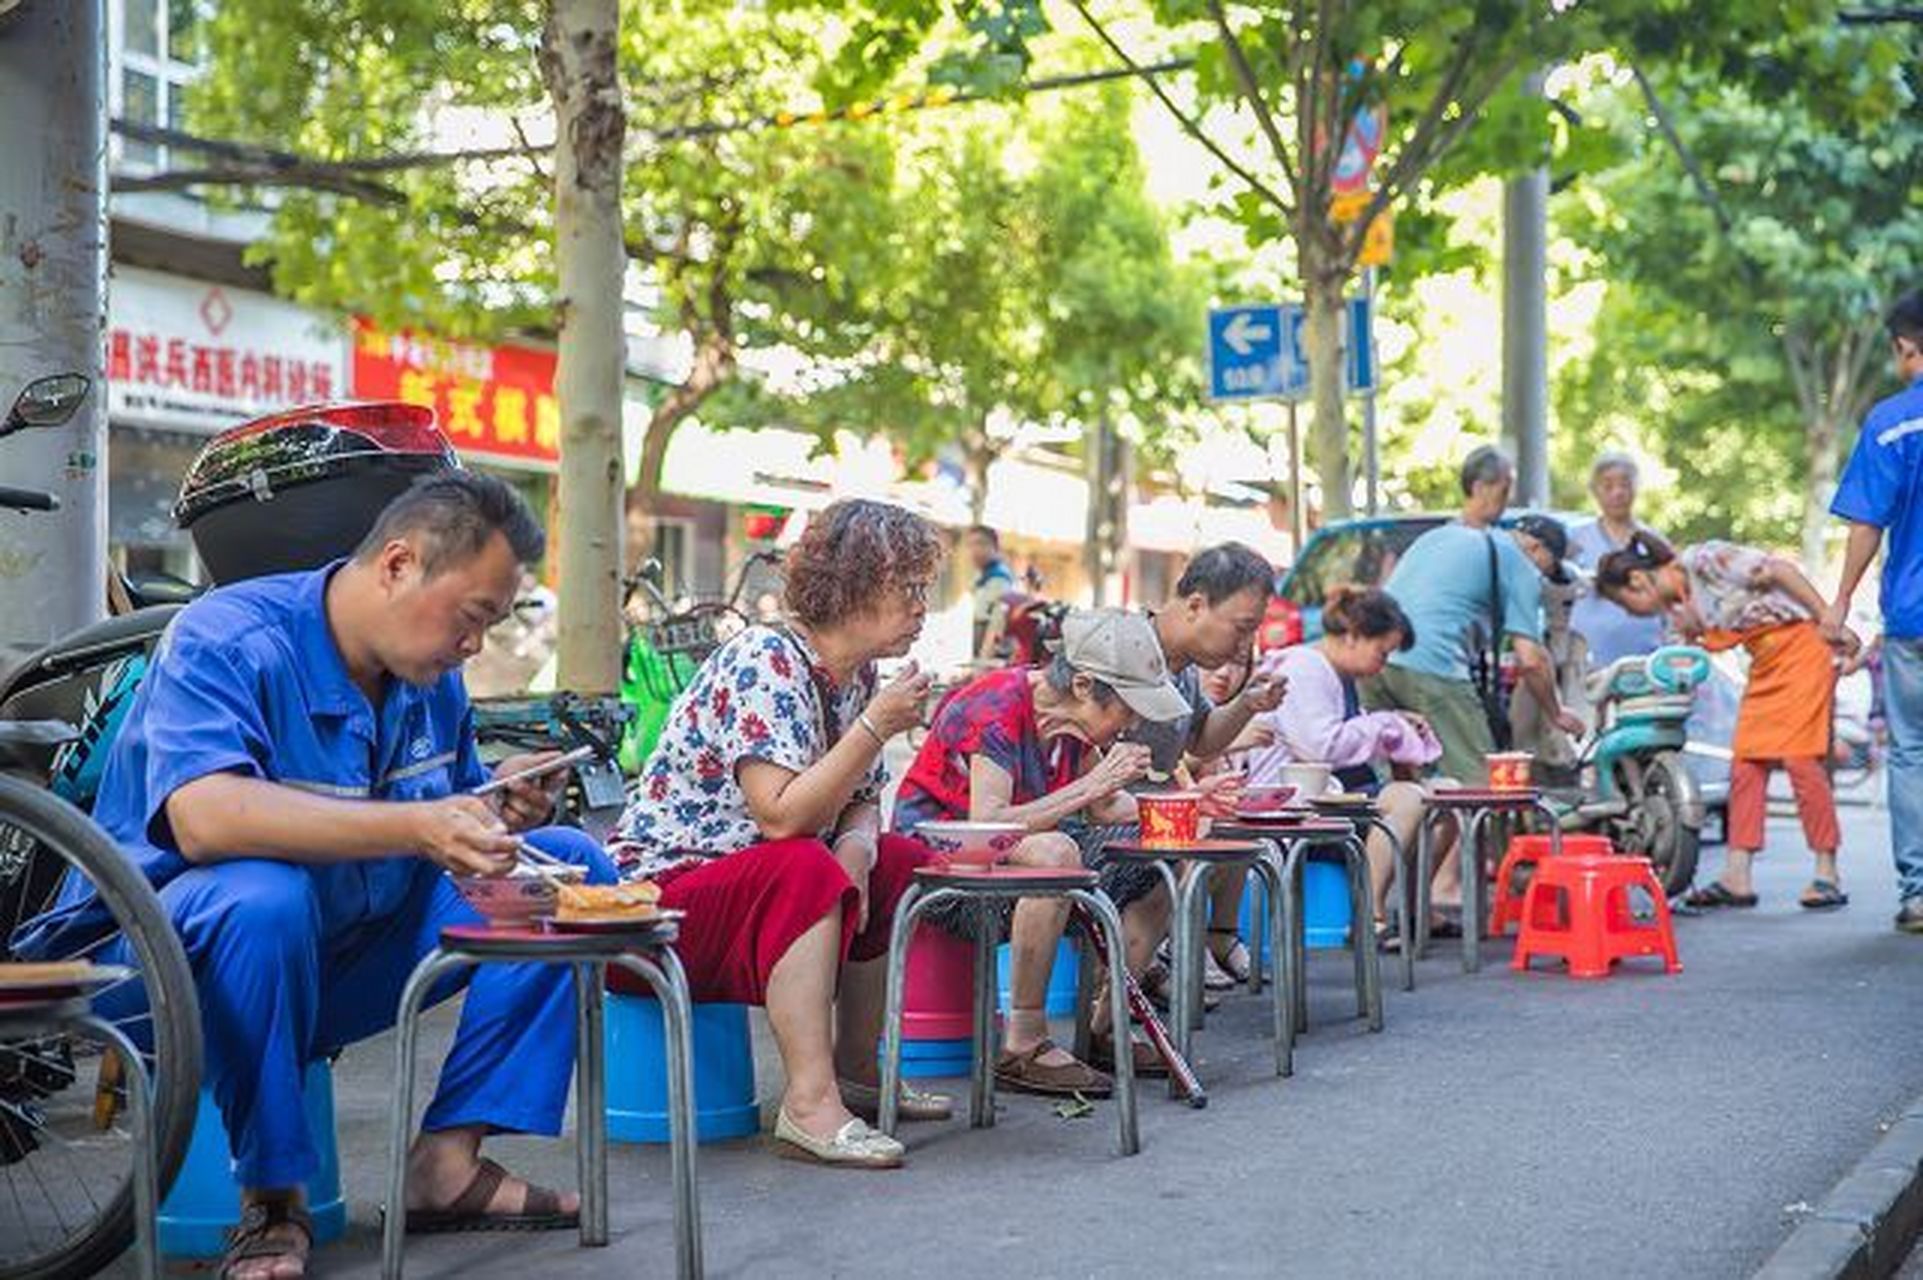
[141,807,1923,1278]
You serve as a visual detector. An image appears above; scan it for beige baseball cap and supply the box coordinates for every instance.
[1056,608,1192,723]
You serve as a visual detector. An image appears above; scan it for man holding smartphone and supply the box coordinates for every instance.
[18,472,612,1280]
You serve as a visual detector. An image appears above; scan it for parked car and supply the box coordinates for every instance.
[1269,512,1732,837]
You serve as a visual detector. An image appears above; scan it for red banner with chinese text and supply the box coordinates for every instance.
[350,318,560,468]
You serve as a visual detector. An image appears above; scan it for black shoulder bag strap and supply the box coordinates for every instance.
[1480,532,1514,750]
[778,626,847,748]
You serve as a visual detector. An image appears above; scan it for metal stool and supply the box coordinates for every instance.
[381,923,701,1279]
[1096,838,1291,1081]
[877,865,1139,1156]
[1309,799,1417,993]
[1416,788,1563,973]
[1218,819,1381,1038]
[1,988,158,1280]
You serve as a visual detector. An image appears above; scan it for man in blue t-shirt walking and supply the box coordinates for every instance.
[1827,288,1923,933]
[1364,445,1585,788]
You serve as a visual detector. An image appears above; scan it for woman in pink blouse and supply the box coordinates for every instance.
[1245,587,1463,942]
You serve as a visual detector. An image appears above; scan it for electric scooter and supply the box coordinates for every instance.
[1540,644,1712,896]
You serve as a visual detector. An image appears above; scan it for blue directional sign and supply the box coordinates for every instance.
[1346,292,1375,395]
[1207,297,1376,402]
[1208,303,1300,401]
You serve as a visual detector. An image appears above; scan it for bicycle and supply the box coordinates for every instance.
[0,375,203,1280]
[618,550,781,772]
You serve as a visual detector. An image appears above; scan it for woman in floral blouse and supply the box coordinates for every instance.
[614,499,943,1169]
[1597,534,1862,911]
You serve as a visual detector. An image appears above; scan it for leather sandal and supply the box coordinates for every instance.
[1206,928,1252,987]
[838,1077,954,1123]
[772,1108,905,1169]
[993,1038,1114,1098]
[1088,1030,1169,1079]
[221,1198,313,1280]
[403,1156,578,1234]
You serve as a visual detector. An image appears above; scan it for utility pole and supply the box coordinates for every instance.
[0,0,110,657]
[1502,77,1551,508]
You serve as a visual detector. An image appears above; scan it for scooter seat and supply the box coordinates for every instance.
[1615,694,1694,719]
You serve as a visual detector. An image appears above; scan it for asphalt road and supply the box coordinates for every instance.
[134,803,1923,1279]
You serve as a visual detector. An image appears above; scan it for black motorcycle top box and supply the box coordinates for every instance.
[173,400,459,584]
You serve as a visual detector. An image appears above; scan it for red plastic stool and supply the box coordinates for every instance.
[1490,833,1614,934]
[1511,855,1682,979]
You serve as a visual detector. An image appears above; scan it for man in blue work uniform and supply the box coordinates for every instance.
[18,471,613,1278]
[1826,287,1923,934]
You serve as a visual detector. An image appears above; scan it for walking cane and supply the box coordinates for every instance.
[1069,902,1207,1108]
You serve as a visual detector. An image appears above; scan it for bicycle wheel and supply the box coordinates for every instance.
[0,773,201,1280]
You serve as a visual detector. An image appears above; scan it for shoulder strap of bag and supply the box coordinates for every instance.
[1483,531,1504,685]
[778,626,846,747]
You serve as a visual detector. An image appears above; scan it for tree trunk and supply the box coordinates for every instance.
[963,432,993,526]
[541,0,626,694]
[1303,268,1352,521]
[1801,408,1843,575]
[0,0,108,656]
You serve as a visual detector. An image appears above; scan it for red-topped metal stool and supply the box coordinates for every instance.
[1489,833,1615,935]
[1512,855,1682,978]
[877,865,1139,1155]
[1097,838,1290,1082]
[1416,788,1563,974]
[1217,816,1381,1038]
[381,922,700,1280]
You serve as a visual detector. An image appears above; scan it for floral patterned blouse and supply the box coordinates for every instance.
[613,624,885,877]
[1679,541,1810,635]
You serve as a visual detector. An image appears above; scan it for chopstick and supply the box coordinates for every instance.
[516,840,577,879]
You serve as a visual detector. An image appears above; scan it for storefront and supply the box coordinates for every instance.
[350,317,561,553]
[105,265,349,581]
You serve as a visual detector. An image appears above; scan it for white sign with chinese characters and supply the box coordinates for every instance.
[107,266,350,434]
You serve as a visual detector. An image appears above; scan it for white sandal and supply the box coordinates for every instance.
[773,1108,905,1169]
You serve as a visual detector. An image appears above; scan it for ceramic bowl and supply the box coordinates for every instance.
[913,821,1027,868]
[452,863,588,929]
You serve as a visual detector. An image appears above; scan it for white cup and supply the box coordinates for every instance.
[1277,762,1333,799]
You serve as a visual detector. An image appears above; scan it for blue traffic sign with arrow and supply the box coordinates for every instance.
[1207,297,1375,402]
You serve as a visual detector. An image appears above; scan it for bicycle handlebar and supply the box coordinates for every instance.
[0,484,58,512]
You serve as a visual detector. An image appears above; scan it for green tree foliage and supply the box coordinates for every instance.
[187,1,1194,513]
[846,0,1847,522]
[1555,25,1923,563]
[735,82,1204,522]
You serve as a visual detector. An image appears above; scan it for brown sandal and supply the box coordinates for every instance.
[1088,1031,1169,1079]
[221,1199,313,1280]
[402,1156,579,1235]
[993,1038,1113,1098]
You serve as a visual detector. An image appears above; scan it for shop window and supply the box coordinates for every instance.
[114,0,202,173]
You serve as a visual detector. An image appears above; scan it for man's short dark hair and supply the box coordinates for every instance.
[1460,445,1515,497]
[966,524,1000,548]
[1888,289,1923,347]
[1176,542,1274,605]
[355,471,545,574]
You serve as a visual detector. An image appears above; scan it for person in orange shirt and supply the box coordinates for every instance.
[1597,534,1862,910]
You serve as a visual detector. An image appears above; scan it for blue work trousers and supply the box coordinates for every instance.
[102,825,613,1189]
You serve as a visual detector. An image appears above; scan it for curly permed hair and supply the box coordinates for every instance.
[783,499,944,629]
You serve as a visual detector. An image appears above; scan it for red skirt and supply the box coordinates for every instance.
[609,833,932,1005]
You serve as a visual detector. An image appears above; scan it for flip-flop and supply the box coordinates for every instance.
[403,1157,579,1235]
[1683,881,1759,910]
[1799,879,1850,911]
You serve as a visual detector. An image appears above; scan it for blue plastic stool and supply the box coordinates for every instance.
[159,1060,346,1258]
[1241,860,1353,957]
[895,1035,973,1079]
[605,995,759,1143]
[995,938,1079,1018]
